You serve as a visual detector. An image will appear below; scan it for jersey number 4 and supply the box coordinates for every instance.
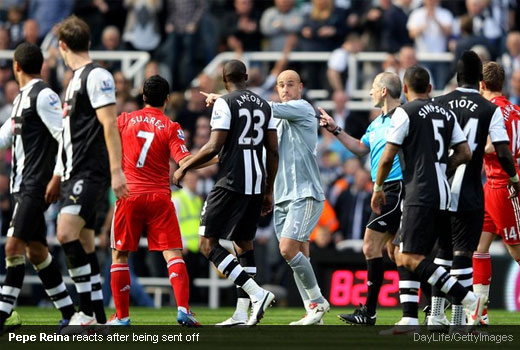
[136,130,155,168]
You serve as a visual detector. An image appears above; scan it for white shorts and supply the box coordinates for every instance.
[274,197,324,242]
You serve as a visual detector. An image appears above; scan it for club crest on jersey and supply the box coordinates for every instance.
[177,129,185,141]
[100,79,114,93]
[49,93,59,106]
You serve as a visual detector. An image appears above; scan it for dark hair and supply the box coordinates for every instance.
[143,75,170,107]
[223,60,247,84]
[457,50,483,86]
[404,65,430,94]
[57,15,90,52]
[482,62,505,92]
[14,42,43,75]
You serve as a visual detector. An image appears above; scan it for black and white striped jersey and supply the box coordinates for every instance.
[433,88,509,212]
[210,89,276,195]
[386,99,467,210]
[0,79,62,194]
[60,62,116,181]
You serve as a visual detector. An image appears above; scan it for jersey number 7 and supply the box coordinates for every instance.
[136,130,155,168]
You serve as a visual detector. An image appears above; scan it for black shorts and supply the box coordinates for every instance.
[199,187,263,241]
[8,192,49,244]
[399,206,449,256]
[438,209,484,252]
[366,180,404,235]
[59,175,109,230]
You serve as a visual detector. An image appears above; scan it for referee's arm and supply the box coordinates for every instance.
[318,107,369,157]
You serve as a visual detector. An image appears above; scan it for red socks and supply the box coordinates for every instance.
[167,258,190,311]
[111,263,131,319]
[473,252,491,286]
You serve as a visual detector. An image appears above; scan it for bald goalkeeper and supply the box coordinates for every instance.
[203,70,328,326]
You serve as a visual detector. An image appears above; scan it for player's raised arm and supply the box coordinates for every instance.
[96,104,129,199]
[318,106,369,157]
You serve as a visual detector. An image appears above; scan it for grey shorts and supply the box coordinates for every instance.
[274,197,324,242]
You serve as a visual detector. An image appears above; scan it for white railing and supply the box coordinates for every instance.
[0,50,150,90]
[197,50,455,111]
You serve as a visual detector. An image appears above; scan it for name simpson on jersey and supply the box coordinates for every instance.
[419,103,453,120]
[130,115,165,130]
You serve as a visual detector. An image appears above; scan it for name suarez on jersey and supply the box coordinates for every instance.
[130,115,165,130]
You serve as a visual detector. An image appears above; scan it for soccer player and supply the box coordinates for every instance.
[372,65,487,330]
[473,62,520,325]
[202,70,329,326]
[54,15,128,326]
[261,70,328,326]
[173,60,279,326]
[109,75,202,326]
[430,52,519,330]
[319,72,405,325]
[0,43,75,332]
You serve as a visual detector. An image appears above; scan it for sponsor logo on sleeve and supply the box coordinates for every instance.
[100,79,114,93]
[177,129,185,141]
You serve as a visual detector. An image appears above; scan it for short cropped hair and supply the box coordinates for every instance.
[14,42,43,75]
[404,65,430,94]
[143,75,170,107]
[377,72,401,99]
[57,15,90,52]
[457,50,483,86]
[482,62,505,92]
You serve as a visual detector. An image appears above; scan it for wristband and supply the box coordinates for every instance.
[510,174,519,183]
[332,126,342,136]
[374,183,384,192]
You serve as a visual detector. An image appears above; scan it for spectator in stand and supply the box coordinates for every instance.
[0,80,18,125]
[221,0,262,56]
[407,0,452,88]
[334,168,372,241]
[0,28,10,50]
[174,87,209,136]
[159,0,207,91]
[28,0,73,42]
[300,0,344,52]
[508,70,520,105]
[379,0,413,53]
[500,31,520,94]
[327,157,362,207]
[21,19,39,46]
[464,0,514,59]
[73,0,109,49]
[3,6,24,48]
[327,33,363,98]
[309,200,340,250]
[96,26,122,73]
[260,0,303,52]
[122,0,162,52]
[454,15,492,65]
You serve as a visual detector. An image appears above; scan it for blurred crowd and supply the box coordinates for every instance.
[1,0,520,305]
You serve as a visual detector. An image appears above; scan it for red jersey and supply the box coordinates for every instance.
[118,107,190,195]
[484,96,520,188]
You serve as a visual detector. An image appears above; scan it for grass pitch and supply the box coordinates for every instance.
[13,306,519,325]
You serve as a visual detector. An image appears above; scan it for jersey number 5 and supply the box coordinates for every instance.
[136,130,155,168]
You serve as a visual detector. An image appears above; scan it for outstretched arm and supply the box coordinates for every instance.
[318,106,369,157]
